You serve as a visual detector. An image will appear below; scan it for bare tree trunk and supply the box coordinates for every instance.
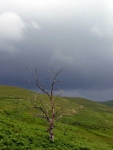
[48,121,54,141]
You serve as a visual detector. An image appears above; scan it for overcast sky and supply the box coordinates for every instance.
[0,0,113,101]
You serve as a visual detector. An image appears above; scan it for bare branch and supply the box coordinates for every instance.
[33,105,50,122]
[40,99,51,110]
[49,68,63,98]
[55,114,63,121]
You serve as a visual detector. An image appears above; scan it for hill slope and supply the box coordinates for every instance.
[0,85,113,150]
[101,100,113,107]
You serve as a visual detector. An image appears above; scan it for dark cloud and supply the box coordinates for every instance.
[0,0,113,101]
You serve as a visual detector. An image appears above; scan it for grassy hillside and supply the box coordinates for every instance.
[101,100,113,107]
[63,97,113,130]
[0,85,113,150]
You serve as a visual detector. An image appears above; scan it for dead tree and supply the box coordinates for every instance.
[24,68,64,141]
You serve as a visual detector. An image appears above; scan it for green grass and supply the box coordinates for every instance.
[0,85,113,149]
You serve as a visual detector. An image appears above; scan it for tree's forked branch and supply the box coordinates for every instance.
[48,68,63,97]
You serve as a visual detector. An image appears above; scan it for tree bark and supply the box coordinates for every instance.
[48,121,54,141]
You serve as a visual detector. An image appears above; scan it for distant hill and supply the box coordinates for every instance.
[65,97,113,111]
[101,100,113,107]
[0,85,113,150]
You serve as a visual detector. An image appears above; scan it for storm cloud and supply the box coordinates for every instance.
[0,0,113,101]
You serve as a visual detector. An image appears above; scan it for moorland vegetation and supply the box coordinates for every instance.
[0,85,113,149]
